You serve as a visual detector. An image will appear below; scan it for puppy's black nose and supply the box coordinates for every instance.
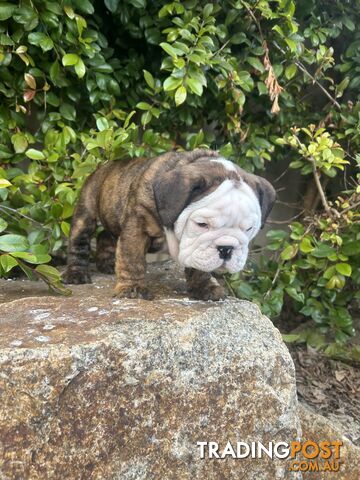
[217,245,234,260]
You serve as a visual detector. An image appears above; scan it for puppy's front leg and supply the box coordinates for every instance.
[114,219,153,300]
[185,268,226,301]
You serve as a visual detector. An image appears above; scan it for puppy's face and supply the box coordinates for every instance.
[172,179,261,272]
[153,154,275,274]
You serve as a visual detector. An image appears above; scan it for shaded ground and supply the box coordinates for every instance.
[289,344,360,445]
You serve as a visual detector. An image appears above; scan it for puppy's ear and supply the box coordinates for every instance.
[153,168,207,227]
[254,177,276,228]
[241,169,276,228]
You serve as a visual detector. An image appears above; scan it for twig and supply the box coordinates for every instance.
[341,200,360,215]
[212,39,230,58]
[310,157,331,214]
[275,199,303,209]
[224,275,236,297]
[273,167,289,183]
[264,263,282,300]
[0,205,51,229]
[268,209,305,224]
[273,41,341,110]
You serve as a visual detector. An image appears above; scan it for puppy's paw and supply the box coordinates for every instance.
[62,267,92,284]
[113,283,154,300]
[189,282,226,302]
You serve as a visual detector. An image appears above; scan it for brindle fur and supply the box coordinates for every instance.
[185,268,226,301]
[63,149,275,300]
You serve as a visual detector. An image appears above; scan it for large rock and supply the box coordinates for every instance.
[0,262,300,479]
[300,405,360,480]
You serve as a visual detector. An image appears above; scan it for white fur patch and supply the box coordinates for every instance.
[210,157,238,172]
[168,179,261,273]
[164,227,179,260]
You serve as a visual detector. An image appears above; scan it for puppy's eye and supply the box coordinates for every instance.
[196,222,208,228]
[246,227,253,232]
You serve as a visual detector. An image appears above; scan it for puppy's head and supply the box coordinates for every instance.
[153,153,276,273]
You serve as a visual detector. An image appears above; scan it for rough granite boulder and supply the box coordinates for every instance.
[300,405,360,480]
[0,262,301,480]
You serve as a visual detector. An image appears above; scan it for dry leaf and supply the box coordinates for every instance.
[262,41,283,115]
[335,370,347,382]
[23,89,36,102]
[24,73,36,90]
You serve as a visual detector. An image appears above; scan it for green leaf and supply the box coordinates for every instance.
[131,0,145,8]
[0,254,18,273]
[50,60,61,84]
[61,221,70,237]
[246,56,264,72]
[323,266,336,279]
[203,3,213,18]
[136,102,151,110]
[0,179,11,187]
[73,0,94,15]
[175,85,187,106]
[266,230,288,241]
[104,0,119,12]
[0,218,7,233]
[0,234,29,252]
[299,237,314,253]
[186,77,203,96]
[11,251,51,264]
[96,117,109,131]
[281,244,298,260]
[285,64,297,80]
[163,76,182,91]
[160,42,182,58]
[326,274,345,290]
[272,25,285,37]
[62,53,80,67]
[342,241,360,256]
[343,17,355,31]
[285,287,304,303]
[74,58,86,78]
[35,264,61,281]
[282,333,302,343]
[11,133,28,153]
[143,69,155,89]
[0,3,16,21]
[60,103,76,121]
[285,38,297,52]
[64,6,75,18]
[312,244,335,258]
[25,149,45,160]
[28,32,53,52]
[141,111,152,126]
[335,263,352,277]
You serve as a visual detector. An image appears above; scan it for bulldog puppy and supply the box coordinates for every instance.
[63,149,276,300]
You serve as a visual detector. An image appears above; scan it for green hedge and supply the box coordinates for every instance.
[0,0,359,358]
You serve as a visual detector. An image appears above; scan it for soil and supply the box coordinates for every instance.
[289,344,360,446]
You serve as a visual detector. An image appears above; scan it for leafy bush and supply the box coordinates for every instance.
[0,0,359,355]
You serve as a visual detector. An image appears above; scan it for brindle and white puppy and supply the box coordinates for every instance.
[63,149,275,300]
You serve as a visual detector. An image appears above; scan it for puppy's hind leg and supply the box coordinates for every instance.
[96,230,116,274]
[63,192,97,284]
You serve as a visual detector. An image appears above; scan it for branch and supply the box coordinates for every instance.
[310,157,340,218]
[0,205,52,229]
[310,157,330,213]
[273,41,341,110]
